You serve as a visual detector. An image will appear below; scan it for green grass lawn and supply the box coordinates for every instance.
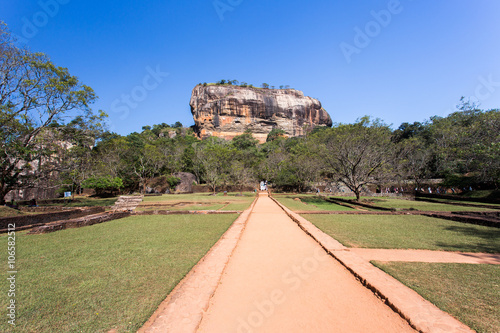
[136,203,227,212]
[140,192,255,212]
[373,262,500,333]
[0,206,29,217]
[357,198,496,212]
[141,192,254,203]
[274,195,353,211]
[0,214,237,332]
[304,214,500,253]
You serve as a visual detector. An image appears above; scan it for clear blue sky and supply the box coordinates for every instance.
[2,0,500,135]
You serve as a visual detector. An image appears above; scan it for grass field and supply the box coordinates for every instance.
[273,195,354,211]
[140,192,255,211]
[373,262,500,333]
[365,198,497,212]
[0,206,29,217]
[0,214,238,332]
[136,203,227,212]
[304,214,500,253]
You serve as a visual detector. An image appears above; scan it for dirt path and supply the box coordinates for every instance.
[350,248,500,264]
[197,193,416,333]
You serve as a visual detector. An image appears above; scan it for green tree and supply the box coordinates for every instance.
[231,131,259,150]
[260,137,320,192]
[194,138,234,194]
[391,121,426,143]
[133,144,164,193]
[230,160,256,194]
[315,117,394,200]
[395,137,432,190]
[82,176,123,196]
[425,98,500,187]
[0,23,106,204]
[266,128,286,142]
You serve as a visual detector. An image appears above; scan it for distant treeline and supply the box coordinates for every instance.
[199,80,292,90]
[52,98,499,199]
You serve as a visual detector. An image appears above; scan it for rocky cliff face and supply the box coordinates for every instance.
[190,85,332,142]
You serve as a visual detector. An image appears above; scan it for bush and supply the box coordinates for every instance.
[165,176,181,189]
[82,176,123,196]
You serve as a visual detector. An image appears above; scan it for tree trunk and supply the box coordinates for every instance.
[354,188,361,201]
[0,185,10,205]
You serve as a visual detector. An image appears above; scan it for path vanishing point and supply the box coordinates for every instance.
[139,192,479,333]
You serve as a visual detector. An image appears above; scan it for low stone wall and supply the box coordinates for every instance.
[15,198,82,206]
[0,207,105,231]
[416,192,500,204]
[423,212,500,228]
[415,197,500,210]
[369,193,404,197]
[326,197,395,211]
[18,206,75,213]
[28,211,131,234]
[453,211,500,218]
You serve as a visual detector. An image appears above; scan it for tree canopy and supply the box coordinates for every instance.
[0,23,106,203]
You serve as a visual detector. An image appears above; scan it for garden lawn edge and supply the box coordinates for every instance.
[137,196,258,333]
[270,196,475,333]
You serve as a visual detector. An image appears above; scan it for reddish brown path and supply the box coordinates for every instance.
[197,193,415,333]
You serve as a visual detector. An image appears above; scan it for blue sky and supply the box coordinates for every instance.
[2,0,500,135]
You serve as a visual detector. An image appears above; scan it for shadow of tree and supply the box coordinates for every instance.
[435,225,500,254]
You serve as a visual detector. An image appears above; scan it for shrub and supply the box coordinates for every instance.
[82,176,123,196]
[165,176,181,189]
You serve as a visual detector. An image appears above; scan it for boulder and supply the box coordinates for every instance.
[190,85,332,143]
[173,172,197,193]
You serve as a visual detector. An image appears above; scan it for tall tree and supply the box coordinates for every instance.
[0,23,106,203]
[315,117,394,200]
[395,137,432,190]
[426,98,500,187]
[194,138,234,194]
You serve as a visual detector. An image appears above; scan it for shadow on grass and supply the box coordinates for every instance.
[436,225,500,254]
[299,197,327,205]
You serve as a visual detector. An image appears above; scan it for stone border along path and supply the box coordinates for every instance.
[138,193,476,333]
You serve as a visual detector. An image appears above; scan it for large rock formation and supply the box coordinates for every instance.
[190,85,332,142]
